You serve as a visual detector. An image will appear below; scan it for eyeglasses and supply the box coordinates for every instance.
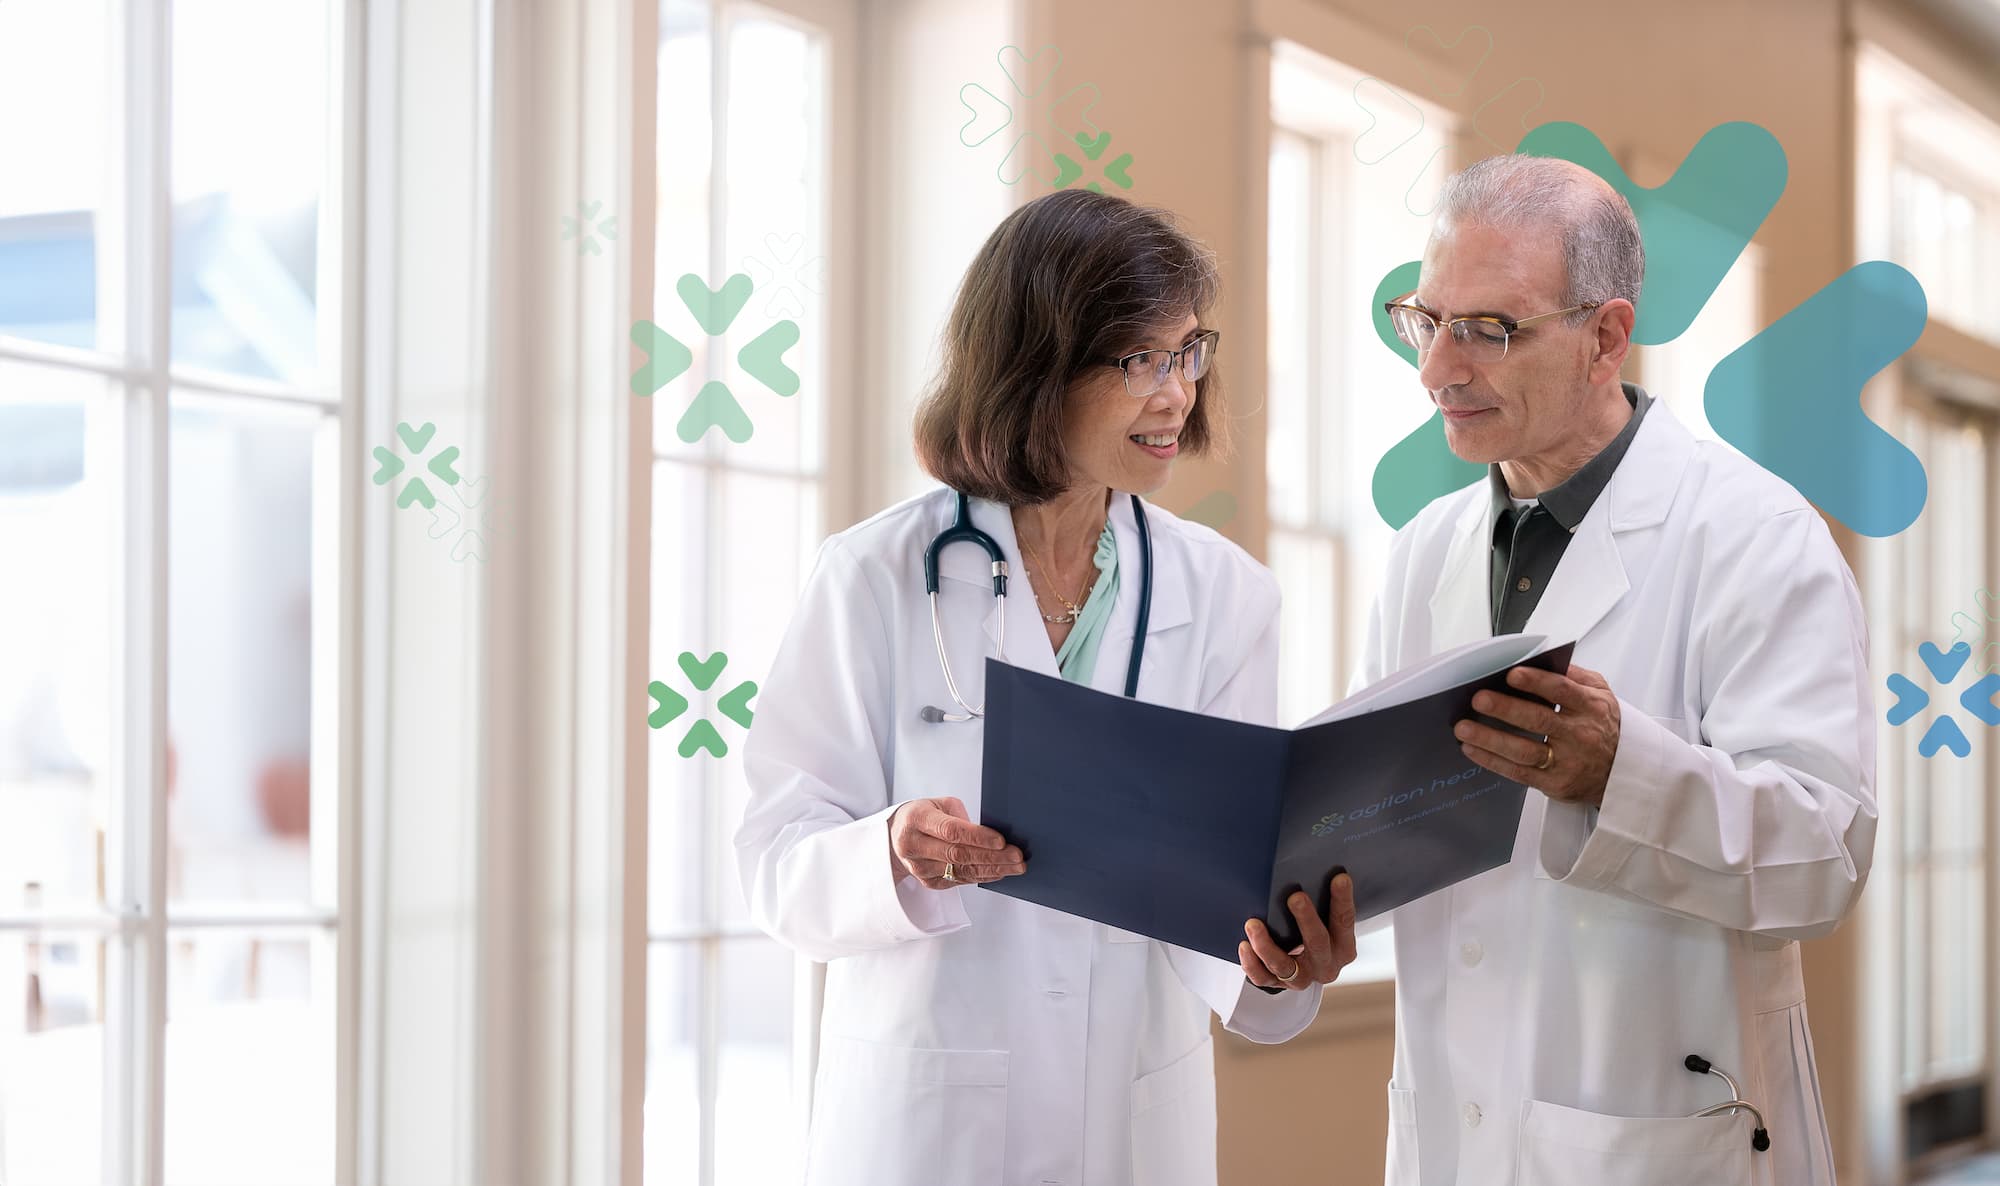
[1382,295,1599,363]
[1095,329,1220,397]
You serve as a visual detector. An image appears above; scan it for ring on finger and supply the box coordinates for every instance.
[942,861,957,883]
[1277,960,1305,984]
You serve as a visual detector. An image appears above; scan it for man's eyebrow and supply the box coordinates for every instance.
[1412,299,1517,322]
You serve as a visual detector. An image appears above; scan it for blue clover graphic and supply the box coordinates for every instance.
[1886,640,2000,759]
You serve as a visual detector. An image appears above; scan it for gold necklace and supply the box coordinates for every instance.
[1022,533,1097,625]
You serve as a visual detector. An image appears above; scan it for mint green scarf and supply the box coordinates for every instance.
[1053,522,1119,684]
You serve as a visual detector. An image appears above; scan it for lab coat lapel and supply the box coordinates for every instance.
[1427,493,1496,652]
[1521,406,1692,647]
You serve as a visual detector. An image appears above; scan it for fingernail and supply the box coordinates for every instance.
[1289,945,1306,956]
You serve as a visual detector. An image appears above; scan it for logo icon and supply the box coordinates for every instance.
[371,421,460,509]
[957,44,1136,192]
[1886,640,2000,758]
[650,651,759,759]
[561,199,618,256]
[631,273,801,444]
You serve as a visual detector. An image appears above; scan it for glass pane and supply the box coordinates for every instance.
[711,470,819,929]
[650,461,711,934]
[654,7,828,473]
[164,929,334,1186]
[0,0,111,351]
[654,0,716,460]
[0,364,114,913]
[1266,132,1312,526]
[714,938,801,1185]
[169,396,326,907]
[645,941,701,1186]
[0,929,106,1185]
[171,0,332,384]
[715,16,826,477]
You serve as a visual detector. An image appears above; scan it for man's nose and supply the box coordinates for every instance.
[1417,330,1473,394]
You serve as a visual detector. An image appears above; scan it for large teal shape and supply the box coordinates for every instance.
[1373,412,1485,530]
[1514,122,1787,346]
[1703,261,1929,537]
[1367,260,1484,527]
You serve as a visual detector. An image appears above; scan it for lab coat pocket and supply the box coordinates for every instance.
[1385,1085,1421,1186]
[805,1036,1009,1186]
[1516,1098,1753,1186]
[1130,1036,1217,1186]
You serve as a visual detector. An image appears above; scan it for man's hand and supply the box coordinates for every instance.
[887,797,1026,890]
[1455,664,1621,806]
[1239,872,1357,991]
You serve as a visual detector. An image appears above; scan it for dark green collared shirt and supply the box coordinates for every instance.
[1488,383,1654,635]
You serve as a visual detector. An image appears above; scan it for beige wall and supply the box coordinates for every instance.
[1020,0,1904,1181]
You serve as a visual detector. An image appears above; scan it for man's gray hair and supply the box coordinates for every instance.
[1433,155,1644,321]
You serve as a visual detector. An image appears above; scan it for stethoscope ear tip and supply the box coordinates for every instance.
[1753,1130,1771,1152]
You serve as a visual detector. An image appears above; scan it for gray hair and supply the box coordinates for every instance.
[1432,155,1644,321]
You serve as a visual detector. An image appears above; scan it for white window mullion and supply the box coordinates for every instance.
[100,0,176,1184]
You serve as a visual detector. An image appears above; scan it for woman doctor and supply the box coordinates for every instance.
[737,189,1358,1186]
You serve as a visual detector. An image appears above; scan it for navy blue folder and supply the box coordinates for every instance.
[977,642,1574,962]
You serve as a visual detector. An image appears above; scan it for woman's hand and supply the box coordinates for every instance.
[1238,872,1357,991]
[887,797,1027,890]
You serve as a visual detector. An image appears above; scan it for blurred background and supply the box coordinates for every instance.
[2,0,1998,1183]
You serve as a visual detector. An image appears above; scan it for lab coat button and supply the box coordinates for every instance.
[1464,1102,1482,1128]
[1516,577,1532,592]
[1459,940,1483,967]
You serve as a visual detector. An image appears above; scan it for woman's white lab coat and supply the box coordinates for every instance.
[737,489,1321,1186]
[1359,404,1877,1186]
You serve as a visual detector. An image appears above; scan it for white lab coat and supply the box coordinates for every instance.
[1359,402,1877,1186]
[738,488,1321,1186]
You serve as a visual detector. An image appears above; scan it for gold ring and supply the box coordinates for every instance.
[1535,740,1555,771]
[943,862,957,882]
[1278,961,1304,984]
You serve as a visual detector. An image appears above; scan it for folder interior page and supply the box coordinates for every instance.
[977,639,1573,962]
[1262,638,1574,951]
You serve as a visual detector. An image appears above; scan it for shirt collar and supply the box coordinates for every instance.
[1487,382,1654,533]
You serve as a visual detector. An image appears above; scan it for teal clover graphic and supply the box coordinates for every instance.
[1365,122,1930,538]
[561,199,618,257]
[631,273,801,444]
[371,421,460,510]
[958,44,1135,192]
[649,651,759,759]
[1886,640,2000,759]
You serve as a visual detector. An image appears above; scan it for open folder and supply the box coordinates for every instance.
[978,634,1574,962]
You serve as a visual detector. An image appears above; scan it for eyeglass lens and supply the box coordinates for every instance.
[1126,334,1215,396]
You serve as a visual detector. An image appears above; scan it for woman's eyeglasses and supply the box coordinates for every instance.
[1382,296,1598,363]
[1096,329,1220,397]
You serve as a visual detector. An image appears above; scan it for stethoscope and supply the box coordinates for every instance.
[1684,1054,1772,1152]
[919,489,1153,723]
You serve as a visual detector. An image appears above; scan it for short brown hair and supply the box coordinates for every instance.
[914,189,1226,505]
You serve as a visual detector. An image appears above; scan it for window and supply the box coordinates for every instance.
[1857,39,2000,1170]
[1265,43,1454,982]
[0,2,347,1184]
[647,1,851,1182]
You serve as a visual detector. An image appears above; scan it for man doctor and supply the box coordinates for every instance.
[1361,154,1877,1186]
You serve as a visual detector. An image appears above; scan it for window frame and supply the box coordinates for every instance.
[644,0,862,1181]
[0,2,357,1183]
